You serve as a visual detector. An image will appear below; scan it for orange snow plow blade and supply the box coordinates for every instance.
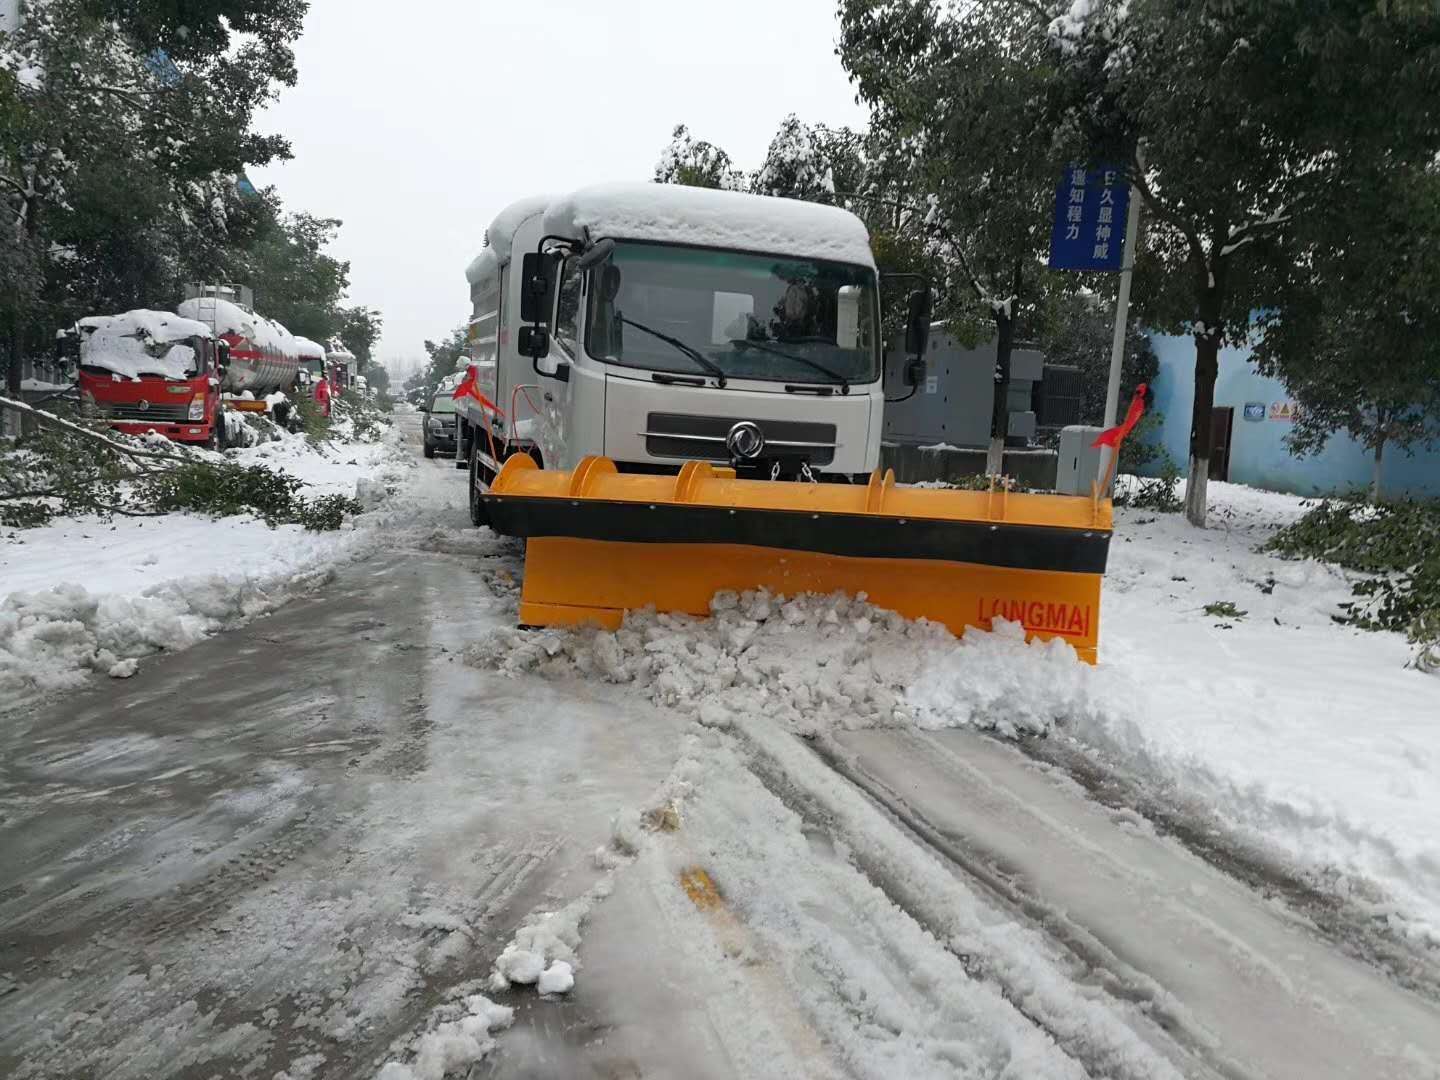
[483,456,1114,663]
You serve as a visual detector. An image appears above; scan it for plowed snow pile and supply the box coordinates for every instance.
[469,591,1095,738]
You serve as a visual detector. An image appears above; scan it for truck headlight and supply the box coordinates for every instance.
[188,394,206,421]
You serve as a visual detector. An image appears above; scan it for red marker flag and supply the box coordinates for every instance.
[451,365,504,417]
[1092,383,1147,449]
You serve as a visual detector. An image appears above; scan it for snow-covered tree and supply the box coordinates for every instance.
[750,115,863,205]
[1,0,303,397]
[839,0,1087,474]
[653,124,747,191]
[1253,168,1440,503]
[1043,0,1440,524]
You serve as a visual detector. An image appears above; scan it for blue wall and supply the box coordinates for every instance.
[1142,333,1440,499]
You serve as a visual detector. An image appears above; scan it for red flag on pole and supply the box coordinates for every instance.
[451,365,505,417]
[1092,383,1147,449]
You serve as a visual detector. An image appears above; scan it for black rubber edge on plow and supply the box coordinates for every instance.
[481,496,1111,575]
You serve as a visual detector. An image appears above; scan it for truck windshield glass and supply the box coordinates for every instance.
[81,333,205,379]
[428,394,457,414]
[585,242,879,384]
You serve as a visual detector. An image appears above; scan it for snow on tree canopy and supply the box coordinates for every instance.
[466,194,556,284]
[543,183,876,268]
[78,309,212,381]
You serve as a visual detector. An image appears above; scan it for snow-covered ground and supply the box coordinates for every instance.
[6,445,1438,1079]
[0,414,459,698]
[476,479,1440,950]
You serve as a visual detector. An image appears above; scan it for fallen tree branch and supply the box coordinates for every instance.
[0,394,197,466]
[0,489,59,501]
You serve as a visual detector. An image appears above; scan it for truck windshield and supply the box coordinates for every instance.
[585,242,879,385]
[428,394,457,414]
[81,332,205,379]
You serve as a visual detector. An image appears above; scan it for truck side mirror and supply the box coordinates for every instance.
[904,289,932,358]
[216,341,230,370]
[518,325,550,360]
[520,252,557,324]
[576,237,615,271]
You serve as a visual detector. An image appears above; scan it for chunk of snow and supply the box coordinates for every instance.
[537,960,574,995]
[374,992,513,1080]
[543,182,875,268]
[494,945,544,984]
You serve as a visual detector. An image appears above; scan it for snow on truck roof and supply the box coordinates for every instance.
[78,309,213,381]
[467,184,874,284]
[465,193,554,284]
[177,296,299,357]
[79,309,213,343]
[293,336,326,360]
[545,183,875,268]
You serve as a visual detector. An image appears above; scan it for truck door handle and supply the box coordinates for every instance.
[543,393,554,403]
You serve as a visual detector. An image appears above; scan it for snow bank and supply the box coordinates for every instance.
[543,183,876,268]
[78,309,212,381]
[0,422,446,699]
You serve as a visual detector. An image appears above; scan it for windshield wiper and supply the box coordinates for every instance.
[617,315,727,388]
[729,338,849,394]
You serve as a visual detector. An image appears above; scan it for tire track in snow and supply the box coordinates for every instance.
[1012,730,1440,1005]
[802,736,1245,1080]
[719,715,1197,1080]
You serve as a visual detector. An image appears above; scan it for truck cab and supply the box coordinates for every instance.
[74,310,224,446]
[456,185,903,523]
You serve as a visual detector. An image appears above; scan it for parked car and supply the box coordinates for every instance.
[422,389,458,458]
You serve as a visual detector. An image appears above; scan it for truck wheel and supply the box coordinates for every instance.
[423,440,435,459]
[210,412,228,452]
[468,441,489,528]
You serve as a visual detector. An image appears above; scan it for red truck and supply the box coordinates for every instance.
[71,285,302,449]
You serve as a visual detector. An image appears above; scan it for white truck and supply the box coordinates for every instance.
[455,183,928,525]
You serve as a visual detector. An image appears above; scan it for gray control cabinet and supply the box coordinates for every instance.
[883,330,1045,448]
[1055,425,1105,495]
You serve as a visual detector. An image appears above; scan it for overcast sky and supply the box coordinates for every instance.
[248,0,869,375]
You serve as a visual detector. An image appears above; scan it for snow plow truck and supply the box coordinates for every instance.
[457,183,1116,662]
[70,284,301,449]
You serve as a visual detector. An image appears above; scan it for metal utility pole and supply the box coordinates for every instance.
[1097,167,1143,490]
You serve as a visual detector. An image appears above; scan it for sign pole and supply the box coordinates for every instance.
[1097,170,1143,490]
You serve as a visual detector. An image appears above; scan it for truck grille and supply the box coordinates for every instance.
[643,413,837,466]
[102,402,191,422]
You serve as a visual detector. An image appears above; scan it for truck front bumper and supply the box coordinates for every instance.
[108,420,211,444]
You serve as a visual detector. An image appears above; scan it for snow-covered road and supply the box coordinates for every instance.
[3,419,1439,1079]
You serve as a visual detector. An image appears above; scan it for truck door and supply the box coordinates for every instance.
[537,255,582,467]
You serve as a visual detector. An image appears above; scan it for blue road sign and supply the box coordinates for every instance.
[1048,165,1130,272]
